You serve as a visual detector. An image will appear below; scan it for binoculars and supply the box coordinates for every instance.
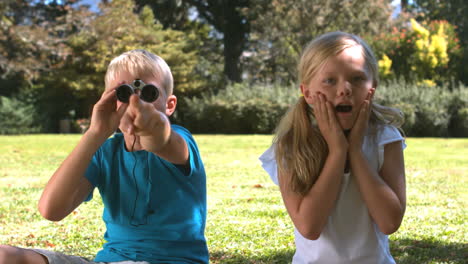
[116,79,159,103]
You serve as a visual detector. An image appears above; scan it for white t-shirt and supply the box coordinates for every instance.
[259,125,405,264]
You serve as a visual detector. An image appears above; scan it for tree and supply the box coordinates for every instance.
[133,0,225,93]
[54,0,207,126]
[0,0,93,95]
[134,0,191,30]
[408,0,468,84]
[373,19,462,85]
[246,0,394,84]
[183,0,250,83]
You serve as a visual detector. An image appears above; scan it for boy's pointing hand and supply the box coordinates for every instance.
[122,94,167,137]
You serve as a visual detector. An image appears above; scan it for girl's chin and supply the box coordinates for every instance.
[338,119,354,131]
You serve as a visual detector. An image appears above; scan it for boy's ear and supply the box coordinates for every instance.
[165,95,177,116]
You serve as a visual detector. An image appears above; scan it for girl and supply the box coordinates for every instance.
[259,32,406,264]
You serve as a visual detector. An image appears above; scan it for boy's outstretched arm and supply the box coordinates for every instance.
[39,89,127,221]
[124,94,188,165]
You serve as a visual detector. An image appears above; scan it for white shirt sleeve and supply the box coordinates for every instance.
[377,125,406,170]
[259,145,279,185]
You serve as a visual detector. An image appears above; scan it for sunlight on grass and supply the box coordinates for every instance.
[0,134,466,263]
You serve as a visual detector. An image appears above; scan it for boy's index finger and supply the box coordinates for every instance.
[99,89,117,103]
[129,94,142,109]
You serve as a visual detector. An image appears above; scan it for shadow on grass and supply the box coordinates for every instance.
[209,238,467,263]
[209,249,294,264]
[391,238,467,264]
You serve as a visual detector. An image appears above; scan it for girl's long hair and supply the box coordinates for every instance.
[274,32,404,196]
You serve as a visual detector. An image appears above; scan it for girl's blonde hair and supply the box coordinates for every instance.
[274,31,404,196]
[105,49,174,96]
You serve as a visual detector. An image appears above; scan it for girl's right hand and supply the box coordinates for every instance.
[312,93,348,153]
[88,89,128,139]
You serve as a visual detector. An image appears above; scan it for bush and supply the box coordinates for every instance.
[178,80,468,137]
[0,96,40,134]
[178,83,297,134]
[376,80,467,137]
[448,88,468,137]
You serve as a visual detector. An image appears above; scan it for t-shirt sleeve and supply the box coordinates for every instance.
[377,125,406,170]
[172,125,203,177]
[259,145,279,185]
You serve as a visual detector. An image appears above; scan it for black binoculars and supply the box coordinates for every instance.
[116,79,159,103]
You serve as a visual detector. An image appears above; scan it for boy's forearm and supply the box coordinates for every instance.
[140,112,189,165]
[141,111,171,152]
[38,131,105,221]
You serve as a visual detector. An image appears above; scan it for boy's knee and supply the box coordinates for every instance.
[0,245,47,264]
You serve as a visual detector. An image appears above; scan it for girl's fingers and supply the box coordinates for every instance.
[356,100,370,128]
[317,94,327,122]
[311,94,320,120]
[325,100,337,126]
[366,88,375,101]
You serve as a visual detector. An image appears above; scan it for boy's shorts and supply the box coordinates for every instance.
[31,249,151,264]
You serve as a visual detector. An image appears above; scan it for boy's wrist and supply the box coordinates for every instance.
[84,128,111,144]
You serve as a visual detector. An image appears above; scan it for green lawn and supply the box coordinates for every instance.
[0,135,466,263]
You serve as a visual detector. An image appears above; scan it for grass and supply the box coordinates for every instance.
[0,135,467,263]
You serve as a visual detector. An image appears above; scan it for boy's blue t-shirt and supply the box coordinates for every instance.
[84,125,208,264]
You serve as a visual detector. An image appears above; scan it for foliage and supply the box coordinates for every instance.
[179,82,297,134]
[179,80,468,137]
[375,80,467,137]
[378,54,393,80]
[374,19,463,85]
[64,0,205,96]
[134,0,191,30]
[245,0,393,84]
[136,0,249,83]
[0,0,93,85]
[0,135,467,263]
[0,96,40,134]
[184,0,250,83]
[408,0,468,85]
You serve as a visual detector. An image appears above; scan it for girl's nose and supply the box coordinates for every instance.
[338,82,352,96]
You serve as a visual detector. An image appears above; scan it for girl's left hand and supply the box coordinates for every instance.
[348,89,374,153]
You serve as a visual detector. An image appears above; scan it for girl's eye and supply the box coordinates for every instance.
[323,78,335,85]
[352,76,366,82]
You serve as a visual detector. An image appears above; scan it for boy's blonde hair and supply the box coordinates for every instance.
[105,49,174,96]
[274,31,404,196]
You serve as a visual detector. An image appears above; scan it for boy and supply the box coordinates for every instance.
[0,50,209,264]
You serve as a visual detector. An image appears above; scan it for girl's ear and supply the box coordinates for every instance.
[300,84,313,105]
[165,95,177,116]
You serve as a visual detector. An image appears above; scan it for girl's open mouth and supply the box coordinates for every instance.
[335,105,352,113]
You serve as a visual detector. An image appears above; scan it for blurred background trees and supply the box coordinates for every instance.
[0,0,466,136]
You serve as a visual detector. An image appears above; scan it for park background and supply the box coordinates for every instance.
[0,0,467,263]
